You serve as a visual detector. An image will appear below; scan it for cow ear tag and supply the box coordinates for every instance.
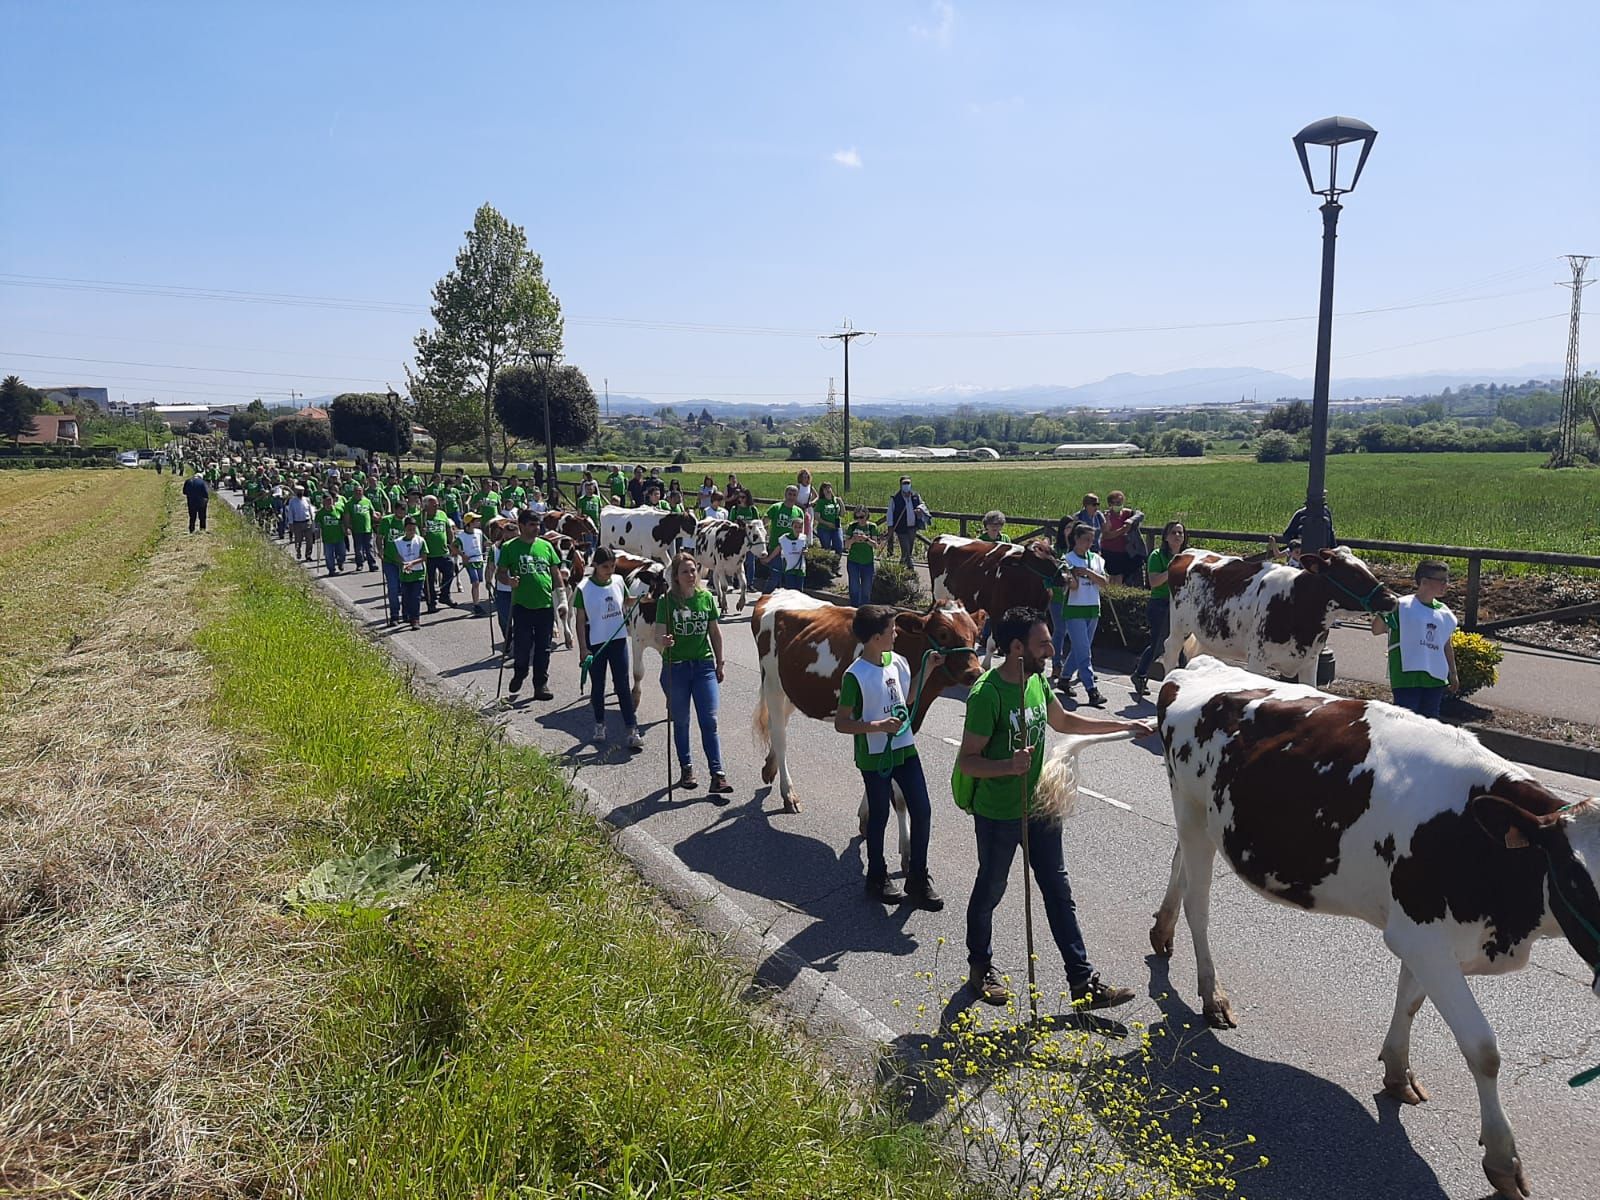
[881,651,893,667]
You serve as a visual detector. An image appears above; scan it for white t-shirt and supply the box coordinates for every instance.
[491,544,513,592]
[1064,551,1105,609]
[778,533,809,570]
[704,505,728,521]
[1396,594,1457,679]
[576,577,629,647]
[845,653,915,757]
[455,528,485,564]
[795,482,814,506]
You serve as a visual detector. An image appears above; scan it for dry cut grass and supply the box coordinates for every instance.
[0,499,329,1197]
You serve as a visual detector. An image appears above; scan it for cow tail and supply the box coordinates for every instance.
[1033,730,1136,823]
[752,692,770,752]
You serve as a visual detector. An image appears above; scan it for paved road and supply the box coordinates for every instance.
[247,511,1598,1200]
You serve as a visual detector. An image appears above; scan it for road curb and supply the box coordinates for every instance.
[1468,726,1600,783]
[243,508,898,1068]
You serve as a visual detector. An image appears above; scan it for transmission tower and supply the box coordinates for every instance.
[1551,254,1592,468]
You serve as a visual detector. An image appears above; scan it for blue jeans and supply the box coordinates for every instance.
[323,540,346,573]
[382,562,402,621]
[861,756,931,880]
[745,551,762,593]
[588,637,637,729]
[966,813,1093,988]
[1135,596,1171,679]
[847,560,875,606]
[818,526,843,554]
[352,531,375,570]
[494,590,513,645]
[1048,598,1069,672]
[399,579,423,624]
[425,556,455,608]
[1064,616,1098,692]
[777,568,805,591]
[660,658,722,774]
[1393,685,1446,718]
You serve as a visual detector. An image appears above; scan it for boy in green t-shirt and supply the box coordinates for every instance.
[393,517,428,629]
[978,510,1006,543]
[834,604,942,909]
[1370,559,1459,719]
[844,506,879,606]
[496,511,566,702]
[954,606,1152,1009]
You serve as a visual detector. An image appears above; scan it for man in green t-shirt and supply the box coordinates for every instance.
[1370,559,1459,719]
[315,494,348,575]
[606,466,628,505]
[418,495,458,613]
[496,511,566,702]
[843,506,879,606]
[955,605,1153,1010]
[763,486,805,594]
[377,507,406,624]
[1132,521,1187,696]
[347,485,378,571]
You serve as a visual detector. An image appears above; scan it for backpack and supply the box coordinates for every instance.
[950,761,977,813]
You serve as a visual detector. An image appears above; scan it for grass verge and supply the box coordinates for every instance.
[195,509,970,1199]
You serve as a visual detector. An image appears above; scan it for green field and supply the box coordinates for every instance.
[705,453,1598,560]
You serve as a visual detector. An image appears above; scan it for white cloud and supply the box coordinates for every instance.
[911,1,955,48]
[831,147,863,168]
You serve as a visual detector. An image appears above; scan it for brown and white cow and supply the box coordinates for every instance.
[1153,656,1600,1200]
[536,531,588,649]
[694,517,765,614]
[928,535,1068,664]
[751,591,985,822]
[1163,545,1397,684]
[541,509,597,544]
[610,551,670,709]
[600,504,698,567]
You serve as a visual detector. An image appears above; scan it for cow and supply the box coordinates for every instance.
[610,551,670,709]
[751,591,986,831]
[536,531,588,649]
[694,517,765,614]
[1152,656,1600,1200]
[927,535,1068,665]
[600,504,698,567]
[541,509,597,545]
[1163,545,1397,685]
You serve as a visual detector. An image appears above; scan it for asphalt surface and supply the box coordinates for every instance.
[241,509,1599,1200]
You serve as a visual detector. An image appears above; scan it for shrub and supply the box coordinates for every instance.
[871,560,924,606]
[788,433,825,461]
[1095,584,1152,648]
[1451,630,1503,697]
[804,545,839,586]
[671,447,689,464]
[1255,430,1296,463]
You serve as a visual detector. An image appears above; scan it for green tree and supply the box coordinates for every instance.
[404,364,480,473]
[187,417,211,435]
[412,203,564,475]
[1170,431,1206,457]
[329,392,413,458]
[246,420,272,447]
[492,364,599,452]
[788,432,825,461]
[227,398,269,443]
[1262,401,1313,433]
[0,374,43,443]
[272,415,333,454]
[907,424,936,447]
[1255,430,1296,462]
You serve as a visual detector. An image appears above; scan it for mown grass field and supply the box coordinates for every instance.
[716,453,1598,559]
[0,468,171,690]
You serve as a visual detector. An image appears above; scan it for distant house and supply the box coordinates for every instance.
[1052,442,1141,458]
[17,414,81,446]
[299,406,330,421]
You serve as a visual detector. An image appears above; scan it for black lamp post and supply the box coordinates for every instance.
[530,350,556,504]
[1291,115,1376,555]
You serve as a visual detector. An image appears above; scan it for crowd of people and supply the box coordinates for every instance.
[167,442,1465,1010]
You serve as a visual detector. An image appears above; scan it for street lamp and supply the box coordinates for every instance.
[1291,116,1376,555]
[530,350,556,504]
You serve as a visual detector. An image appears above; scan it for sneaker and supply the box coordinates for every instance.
[866,874,906,903]
[969,965,1011,1007]
[905,872,945,912]
[1071,972,1136,1011]
[1086,688,1107,707]
[1130,672,1148,697]
[709,773,733,794]
[592,721,607,742]
[626,728,644,752]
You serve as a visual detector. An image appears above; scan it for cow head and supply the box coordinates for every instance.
[1473,792,1600,999]
[1018,538,1070,588]
[656,512,699,552]
[625,560,669,624]
[1300,546,1398,614]
[742,517,769,556]
[896,601,987,693]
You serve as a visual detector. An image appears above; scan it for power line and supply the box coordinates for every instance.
[0,349,389,385]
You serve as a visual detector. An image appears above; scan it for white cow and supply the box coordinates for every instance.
[1155,656,1600,1200]
[694,517,766,614]
[600,504,699,567]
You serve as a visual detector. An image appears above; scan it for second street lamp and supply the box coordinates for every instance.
[1291,115,1376,556]
[530,350,556,504]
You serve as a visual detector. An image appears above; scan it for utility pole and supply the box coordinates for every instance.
[822,321,872,492]
[1551,254,1593,469]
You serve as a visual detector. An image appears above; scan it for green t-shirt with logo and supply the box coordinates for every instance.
[478,492,501,523]
[815,497,842,532]
[578,493,602,524]
[316,501,345,542]
[962,669,1052,821]
[377,514,404,563]
[347,498,374,534]
[1147,547,1176,601]
[845,521,879,565]
[768,503,804,538]
[730,504,759,523]
[501,536,562,610]
[421,514,453,557]
[607,471,627,501]
[657,589,718,663]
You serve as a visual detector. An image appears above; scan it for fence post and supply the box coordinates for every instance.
[959,515,969,537]
[1465,555,1481,630]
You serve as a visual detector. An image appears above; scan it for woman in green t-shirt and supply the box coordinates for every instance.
[814,482,843,554]
[1132,521,1188,697]
[843,505,879,606]
[656,551,731,794]
[1061,522,1110,706]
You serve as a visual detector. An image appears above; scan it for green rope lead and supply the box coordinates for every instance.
[870,642,977,778]
[1570,1063,1600,1089]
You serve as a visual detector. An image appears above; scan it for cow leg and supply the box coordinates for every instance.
[1177,827,1235,1028]
[630,640,645,710]
[736,566,748,612]
[1161,613,1188,677]
[1149,845,1184,957]
[1378,962,1431,1105]
[1387,935,1526,1199]
[891,777,910,872]
[757,671,798,809]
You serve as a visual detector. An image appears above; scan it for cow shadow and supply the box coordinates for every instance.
[668,798,924,994]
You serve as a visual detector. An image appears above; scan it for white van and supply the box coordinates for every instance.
[117,450,141,468]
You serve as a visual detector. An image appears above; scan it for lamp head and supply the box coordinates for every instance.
[1293,116,1377,202]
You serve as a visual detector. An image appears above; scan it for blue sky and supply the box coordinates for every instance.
[2,1,1595,407]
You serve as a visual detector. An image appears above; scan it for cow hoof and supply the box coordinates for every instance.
[1382,1069,1429,1105]
[1202,998,1238,1029]
[1148,912,1176,957]
[783,796,801,814]
[760,760,777,785]
[1483,1155,1530,1200]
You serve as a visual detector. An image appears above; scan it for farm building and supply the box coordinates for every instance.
[970,446,1000,460]
[17,414,80,446]
[1052,442,1140,458]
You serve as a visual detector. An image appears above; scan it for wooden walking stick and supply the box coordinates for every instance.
[1018,739,1039,1024]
